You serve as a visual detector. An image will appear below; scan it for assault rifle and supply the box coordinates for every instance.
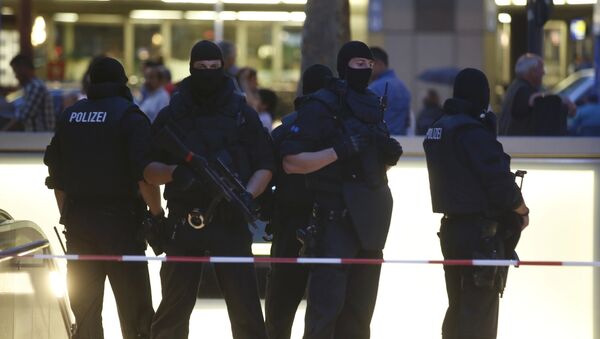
[155,126,259,229]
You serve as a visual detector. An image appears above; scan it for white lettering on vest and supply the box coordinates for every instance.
[425,128,443,140]
[68,112,108,124]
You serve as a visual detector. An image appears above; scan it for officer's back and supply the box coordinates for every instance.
[44,56,157,339]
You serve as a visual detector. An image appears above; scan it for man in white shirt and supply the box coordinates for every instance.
[137,65,170,122]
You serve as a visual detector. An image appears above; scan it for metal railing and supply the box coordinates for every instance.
[0,211,75,339]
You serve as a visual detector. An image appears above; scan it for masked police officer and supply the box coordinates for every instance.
[280,41,403,339]
[423,68,530,339]
[143,40,273,339]
[265,64,333,339]
[44,57,160,339]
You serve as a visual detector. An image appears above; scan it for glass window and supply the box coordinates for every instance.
[168,23,235,82]
[55,23,123,83]
[246,22,273,72]
[134,24,161,75]
[281,26,302,84]
[72,25,123,59]
[171,23,214,61]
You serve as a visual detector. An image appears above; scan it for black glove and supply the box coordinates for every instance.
[142,210,168,256]
[171,165,197,191]
[240,191,260,216]
[333,133,369,160]
[377,135,403,166]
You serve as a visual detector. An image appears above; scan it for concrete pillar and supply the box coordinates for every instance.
[236,21,248,67]
[124,19,134,76]
[18,0,33,58]
[271,22,283,84]
[161,21,172,62]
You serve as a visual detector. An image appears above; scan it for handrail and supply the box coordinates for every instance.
[0,239,49,263]
[44,245,76,338]
[0,231,75,337]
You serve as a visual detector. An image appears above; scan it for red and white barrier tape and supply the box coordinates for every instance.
[6,254,600,267]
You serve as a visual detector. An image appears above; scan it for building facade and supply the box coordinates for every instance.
[0,0,595,113]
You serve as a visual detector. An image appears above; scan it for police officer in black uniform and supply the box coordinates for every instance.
[44,57,160,339]
[265,63,333,339]
[423,68,530,339]
[280,41,403,339]
[143,40,273,339]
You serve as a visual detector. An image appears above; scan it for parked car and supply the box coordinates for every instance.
[552,68,595,105]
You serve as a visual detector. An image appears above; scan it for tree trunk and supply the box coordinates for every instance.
[301,0,350,82]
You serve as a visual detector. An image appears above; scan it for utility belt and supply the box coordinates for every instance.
[442,213,485,221]
[295,203,348,258]
[62,195,142,223]
[168,199,242,231]
[168,204,212,230]
[312,203,349,222]
[68,195,139,207]
[443,213,498,238]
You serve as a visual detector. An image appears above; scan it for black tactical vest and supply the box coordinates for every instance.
[161,88,250,207]
[58,96,139,200]
[305,83,394,250]
[307,84,389,190]
[423,112,489,214]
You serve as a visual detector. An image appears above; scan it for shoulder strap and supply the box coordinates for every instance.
[306,88,343,118]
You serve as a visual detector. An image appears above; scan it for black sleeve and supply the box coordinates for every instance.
[458,127,523,212]
[279,100,335,156]
[148,105,175,165]
[241,105,276,173]
[44,133,64,190]
[511,86,535,119]
[121,107,153,181]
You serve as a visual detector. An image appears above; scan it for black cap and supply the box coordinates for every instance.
[453,68,490,113]
[190,40,224,70]
[302,64,333,95]
[89,57,128,85]
[336,41,373,78]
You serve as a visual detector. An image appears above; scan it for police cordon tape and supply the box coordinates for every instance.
[6,254,600,267]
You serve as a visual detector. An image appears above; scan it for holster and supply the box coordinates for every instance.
[296,206,322,258]
[471,220,509,295]
[141,211,168,256]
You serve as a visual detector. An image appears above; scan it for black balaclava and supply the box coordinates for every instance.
[89,57,128,85]
[189,40,225,97]
[337,41,374,92]
[87,57,132,101]
[452,68,490,116]
[302,64,333,95]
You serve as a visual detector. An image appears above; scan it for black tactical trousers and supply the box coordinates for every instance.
[65,205,154,339]
[303,215,382,339]
[150,215,267,339]
[265,211,310,339]
[439,217,500,339]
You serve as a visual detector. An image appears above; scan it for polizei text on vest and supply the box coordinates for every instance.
[69,111,107,123]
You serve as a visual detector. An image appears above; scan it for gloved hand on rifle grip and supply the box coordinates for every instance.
[333,133,369,160]
[377,135,403,165]
[171,165,197,191]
